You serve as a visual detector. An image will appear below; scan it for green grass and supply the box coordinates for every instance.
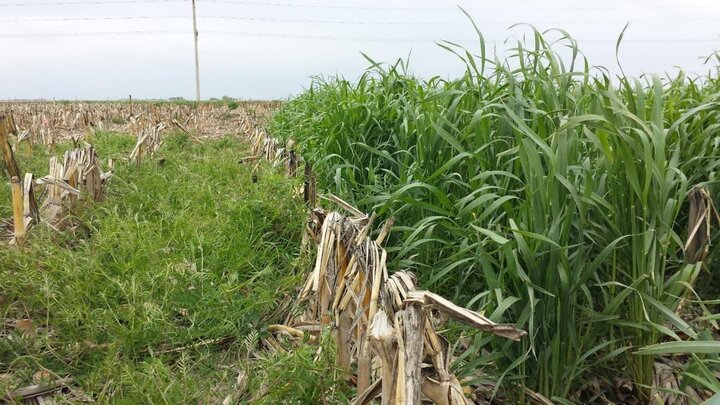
[0,132,344,403]
[268,29,720,403]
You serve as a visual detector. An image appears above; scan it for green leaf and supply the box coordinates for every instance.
[471,224,510,245]
[635,341,720,355]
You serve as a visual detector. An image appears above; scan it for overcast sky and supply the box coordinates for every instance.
[1,0,719,100]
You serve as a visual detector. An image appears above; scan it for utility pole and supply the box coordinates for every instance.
[191,0,200,103]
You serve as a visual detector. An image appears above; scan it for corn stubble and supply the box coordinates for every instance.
[285,205,524,404]
[1,101,273,242]
[1,111,113,243]
[1,109,314,402]
[251,117,527,404]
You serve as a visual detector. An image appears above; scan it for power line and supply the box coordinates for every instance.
[204,0,452,11]
[205,0,720,12]
[201,15,720,25]
[0,0,456,10]
[582,38,720,44]
[205,30,720,44]
[0,0,184,6]
[0,16,187,22]
[215,31,720,43]
[0,15,455,24]
[6,0,718,11]
[2,14,719,26]
[0,30,187,38]
[0,29,717,44]
[203,30,470,42]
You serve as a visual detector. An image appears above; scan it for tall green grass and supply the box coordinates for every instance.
[269,30,720,402]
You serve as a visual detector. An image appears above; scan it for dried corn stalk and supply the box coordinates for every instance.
[245,110,526,403]
[23,173,40,232]
[3,101,278,141]
[0,112,25,245]
[685,186,719,264]
[130,123,166,165]
[2,101,285,243]
[249,127,301,176]
[276,197,526,405]
[1,141,111,239]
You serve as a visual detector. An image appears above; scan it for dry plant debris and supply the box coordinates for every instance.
[254,121,528,404]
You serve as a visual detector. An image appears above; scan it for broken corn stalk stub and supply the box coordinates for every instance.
[276,205,526,403]
[2,110,112,243]
[1,113,25,244]
[250,123,527,403]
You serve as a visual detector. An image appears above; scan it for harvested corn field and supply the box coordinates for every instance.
[1,107,314,403]
[2,34,720,405]
[1,101,527,404]
[2,101,277,142]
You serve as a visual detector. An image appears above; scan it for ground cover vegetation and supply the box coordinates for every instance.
[0,132,349,403]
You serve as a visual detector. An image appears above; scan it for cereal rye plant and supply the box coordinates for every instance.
[269,24,720,402]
